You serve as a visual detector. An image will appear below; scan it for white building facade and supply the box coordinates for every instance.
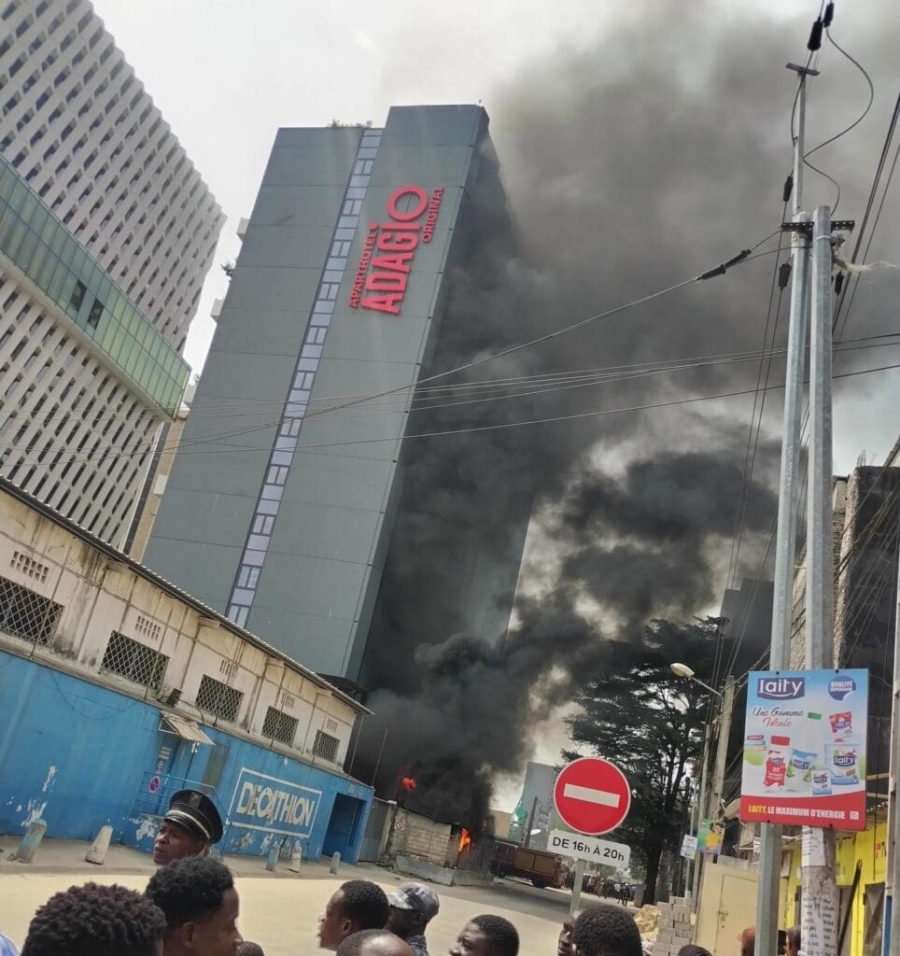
[0,0,224,545]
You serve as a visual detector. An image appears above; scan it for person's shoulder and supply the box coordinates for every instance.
[407,935,430,956]
[0,932,21,956]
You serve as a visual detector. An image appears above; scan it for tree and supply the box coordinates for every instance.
[564,617,722,904]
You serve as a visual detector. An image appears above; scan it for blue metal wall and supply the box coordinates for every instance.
[0,651,372,862]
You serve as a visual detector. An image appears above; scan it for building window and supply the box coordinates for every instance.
[0,573,62,645]
[69,279,86,310]
[101,631,168,690]
[262,706,299,746]
[87,297,103,328]
[196,674,243,722]
[312,730,340,763]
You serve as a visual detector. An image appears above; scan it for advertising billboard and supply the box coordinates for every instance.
[739,668,868,830]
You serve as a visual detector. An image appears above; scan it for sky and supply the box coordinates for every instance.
[90,0,900,809]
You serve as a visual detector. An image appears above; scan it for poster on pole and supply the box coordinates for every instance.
[680,834,698,860]
[739,668,868,830]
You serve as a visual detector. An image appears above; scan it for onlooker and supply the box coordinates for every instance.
[337,930,414,956]
[1,931,20,956]
[386,882,440,956]
[739,928,755,956]
[317,881,391,951]
[557,913,580,956]
[146,856,242,956]
[448,915,519,956]
[153,789,224,866]
[571,903,642,956]
[785,926,801,956]
[20,882,165,956]
[677,946,712,956]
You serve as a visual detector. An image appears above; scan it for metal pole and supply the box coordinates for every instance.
[801,204,837,956]
[885,519,900,956]
[755,62,815,956]
[524,796,539,848]
[710,676,737,827]
[691,728,712,910]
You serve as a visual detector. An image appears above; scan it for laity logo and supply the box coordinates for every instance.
[757,676,806,700]
[349,184,444,315]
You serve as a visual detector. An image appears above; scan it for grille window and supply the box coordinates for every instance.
[196,674,242,722]
[0,573,61,645]
[101,631,168,690]
[312,730,340,763]
[262,706,298,746]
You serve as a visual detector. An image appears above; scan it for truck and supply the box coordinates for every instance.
[490,840,565,889]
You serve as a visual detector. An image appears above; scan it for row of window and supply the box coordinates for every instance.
[0,573,343,763]
[0,276,156,542]
[226,128,384,626]
[1,0,223,341]
[0,156,189,415]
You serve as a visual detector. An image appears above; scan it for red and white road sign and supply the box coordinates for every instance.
[553,757,632,836]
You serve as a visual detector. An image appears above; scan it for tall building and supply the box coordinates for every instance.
[145,105,533,686]
[0,0,223,545]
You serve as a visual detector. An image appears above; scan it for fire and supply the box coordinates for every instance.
[401,776,417,791]
[458,827,472,853]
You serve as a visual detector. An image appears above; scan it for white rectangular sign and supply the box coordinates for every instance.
[680,834,698,860]
[549,828,631,868]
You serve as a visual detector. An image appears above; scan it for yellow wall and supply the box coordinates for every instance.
[782,821,886,956]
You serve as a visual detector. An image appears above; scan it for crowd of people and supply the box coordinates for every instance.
[1,788,803,956]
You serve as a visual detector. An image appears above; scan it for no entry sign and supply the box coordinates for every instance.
[553,757,631,836]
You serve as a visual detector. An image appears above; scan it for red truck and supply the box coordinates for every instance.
[490,840,565,889]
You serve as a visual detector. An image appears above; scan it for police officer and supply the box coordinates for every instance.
[152,789,224,866]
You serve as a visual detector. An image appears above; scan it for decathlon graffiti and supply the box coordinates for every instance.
[227,768,322,838]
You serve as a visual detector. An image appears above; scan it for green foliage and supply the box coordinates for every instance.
[564,617,723,902]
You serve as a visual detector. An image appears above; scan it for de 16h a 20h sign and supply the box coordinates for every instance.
[739,668,868,831]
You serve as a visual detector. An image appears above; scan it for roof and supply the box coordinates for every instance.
[0,474,371,715]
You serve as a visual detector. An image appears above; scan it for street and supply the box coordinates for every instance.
[0,861,587,956]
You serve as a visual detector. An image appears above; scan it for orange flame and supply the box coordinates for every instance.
[458,827,472,853]
[401,776,417,791]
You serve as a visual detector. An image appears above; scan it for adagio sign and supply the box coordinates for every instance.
[349,184,444,315]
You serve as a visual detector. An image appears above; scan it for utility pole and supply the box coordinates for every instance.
[754,61,815,956]
[801,203,838,956]
[691,729,711,909]
[885,525,900,956]
[710,676,736,823]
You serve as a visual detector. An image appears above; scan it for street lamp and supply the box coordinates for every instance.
[670,662,723,699]
[670,662,736,910]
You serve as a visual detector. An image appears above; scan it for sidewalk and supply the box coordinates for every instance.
[0,835,379,880]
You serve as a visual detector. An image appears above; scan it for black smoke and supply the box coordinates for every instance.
[351,0,900,824]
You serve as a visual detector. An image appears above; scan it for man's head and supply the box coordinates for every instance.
[677,947,712,956]
[153,789,224,866]
[785,927,800,956]
[21,882,166,956]
[571,904,642,956]
[557,912,584,956]
[738,928,755,956]
[336,931,414,956]
[317,881,390,951]
[385,883,440,939]
[236,946,265,956]
[449,915,519,956]
[145,857,242,956]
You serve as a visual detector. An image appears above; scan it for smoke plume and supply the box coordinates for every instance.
[353,0,900,824]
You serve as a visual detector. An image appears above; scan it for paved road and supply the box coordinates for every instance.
[0,869,579,956]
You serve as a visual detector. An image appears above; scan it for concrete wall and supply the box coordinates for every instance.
[385,808,454,867]
[0,649,371,861]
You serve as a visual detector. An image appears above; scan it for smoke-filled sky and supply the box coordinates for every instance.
[94,0,900,811]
